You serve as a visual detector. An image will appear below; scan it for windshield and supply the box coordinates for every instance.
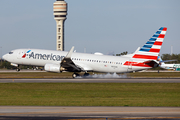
[9,52,13,54]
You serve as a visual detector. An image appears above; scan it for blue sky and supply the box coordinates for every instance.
[0,0,179,57]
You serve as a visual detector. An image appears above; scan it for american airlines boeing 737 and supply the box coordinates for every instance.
[3,27,167,78]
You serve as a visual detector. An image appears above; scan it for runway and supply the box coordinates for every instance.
[0,78,180,83]
[0,106,180,119]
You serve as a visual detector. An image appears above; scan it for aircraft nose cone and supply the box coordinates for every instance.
[2,54,8,61]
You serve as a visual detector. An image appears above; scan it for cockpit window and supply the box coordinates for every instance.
[9,52,13,54]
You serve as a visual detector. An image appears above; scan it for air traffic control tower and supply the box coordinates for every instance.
[53,0,67,51]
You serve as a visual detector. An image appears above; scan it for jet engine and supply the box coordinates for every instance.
[44,63,61,73]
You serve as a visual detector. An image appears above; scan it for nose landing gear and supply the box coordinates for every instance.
[16,68,20,72]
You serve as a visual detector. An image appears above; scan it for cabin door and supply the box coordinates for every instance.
[127,59,133,72]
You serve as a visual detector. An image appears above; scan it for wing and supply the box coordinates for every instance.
[61,46,94,72]
[60,46,81,72]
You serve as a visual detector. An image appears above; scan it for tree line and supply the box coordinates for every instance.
[0,60,34,69]
[161,54,180,63]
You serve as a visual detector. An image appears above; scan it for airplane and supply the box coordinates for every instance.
[3,27,167,78]
[157,56,180,71]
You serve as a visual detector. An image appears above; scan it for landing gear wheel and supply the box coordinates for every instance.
[16,68,20,72]
[72,73,79,78]
[72,73,76,78]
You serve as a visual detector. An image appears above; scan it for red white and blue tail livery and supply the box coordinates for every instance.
[133,27,167,60]
[3,27,167,77]
[123,27,167,70]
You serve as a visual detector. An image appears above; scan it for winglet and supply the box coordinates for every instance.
[66,46,74,58]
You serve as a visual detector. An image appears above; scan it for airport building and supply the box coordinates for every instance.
[53,0,67,51]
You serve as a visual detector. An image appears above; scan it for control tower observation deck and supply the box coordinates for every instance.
[53,0,67,51]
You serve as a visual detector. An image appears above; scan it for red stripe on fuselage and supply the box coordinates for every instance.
[133,54,158,60]
[123,61,154,67]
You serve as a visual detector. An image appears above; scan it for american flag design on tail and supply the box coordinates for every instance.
[123,27,167,68]
[132,27,167,60]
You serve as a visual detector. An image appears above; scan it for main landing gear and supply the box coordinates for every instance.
[72,73,80,78]
[83,73,89,77]
[72,72,90,78]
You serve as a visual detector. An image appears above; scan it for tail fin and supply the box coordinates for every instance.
[132,27,167,60]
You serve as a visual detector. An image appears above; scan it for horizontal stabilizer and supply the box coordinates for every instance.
[159,60,177,63]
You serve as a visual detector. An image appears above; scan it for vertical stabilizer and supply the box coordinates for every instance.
[133,27,167,60]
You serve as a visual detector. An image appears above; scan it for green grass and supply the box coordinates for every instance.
[0,83,180,106]
[0,72,73,78]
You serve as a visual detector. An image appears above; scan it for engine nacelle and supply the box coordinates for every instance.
[11,63,18,67]
[44,63,61,73]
